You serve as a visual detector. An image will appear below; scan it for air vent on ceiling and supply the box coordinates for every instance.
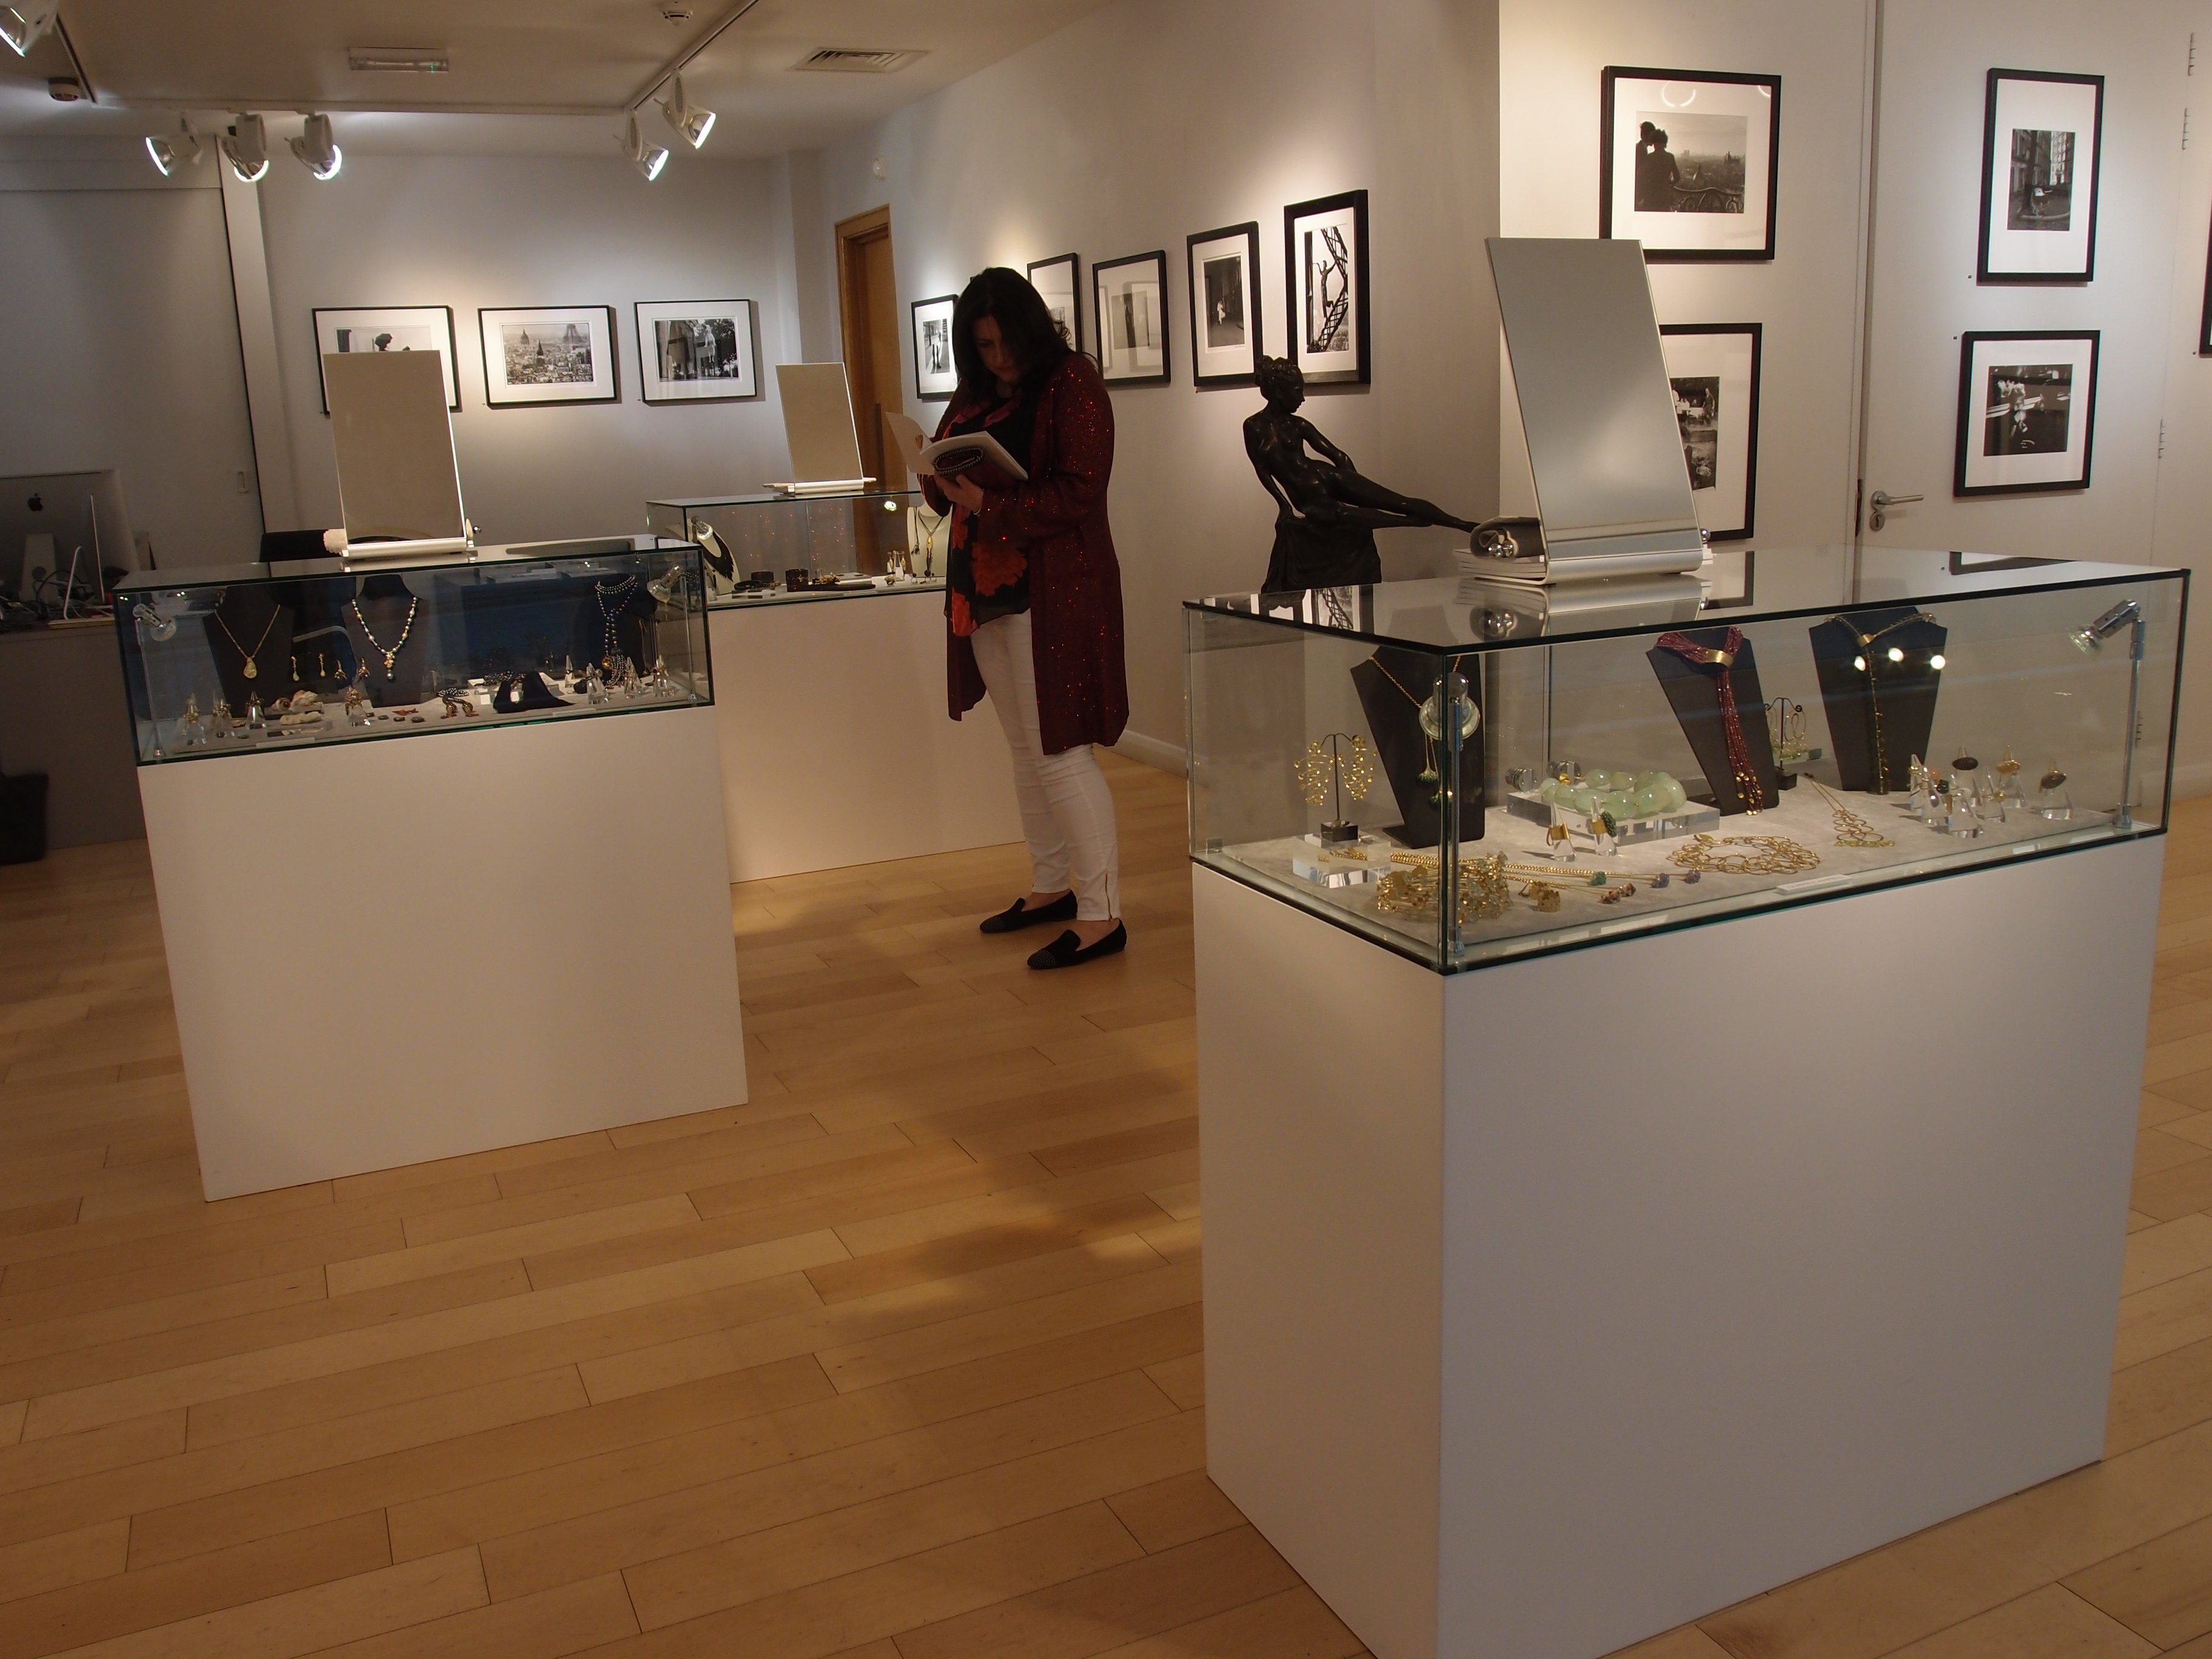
[793,47,925,75]
[347,47,451,73]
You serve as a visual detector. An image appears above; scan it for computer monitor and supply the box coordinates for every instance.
[0,470,139,603]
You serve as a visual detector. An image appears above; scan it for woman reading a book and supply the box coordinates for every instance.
[925,267,1130,970]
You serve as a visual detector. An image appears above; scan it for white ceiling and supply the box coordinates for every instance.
[0,0,1118,154]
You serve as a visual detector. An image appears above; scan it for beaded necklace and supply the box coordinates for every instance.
[594,577,640,669]
[350,597,418,680]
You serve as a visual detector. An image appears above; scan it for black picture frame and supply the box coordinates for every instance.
[1977,69,2104,284]
[310,306,461,414]
[1284,190,1369,384]
[1600,67,1781,263]
[1953,329,2100,497]
[2197,203,2212,355]
[476,306,621,408]
[1187,221,1263,388]
[1025,253,1083,352]
[1658,321,1763,541]
[1093,250,1172,387]
[633,300,759,404]
[911,293,959,402]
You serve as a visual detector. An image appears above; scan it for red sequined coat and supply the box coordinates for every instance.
[923,354,1129,754]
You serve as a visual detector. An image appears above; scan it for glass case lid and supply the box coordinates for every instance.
[1190,545,2186,655]
[110,535,677,595]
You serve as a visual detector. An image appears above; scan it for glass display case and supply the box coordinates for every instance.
[646,491,948,607]
[113,536,709,764]
[1187,547,2185,972]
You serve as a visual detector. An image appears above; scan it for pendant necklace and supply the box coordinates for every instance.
[1655,628,1762,813]
[213,597,280,681]
[595,576,640,669]
[1831,611,1939,794]
[1370,654,1480,796]
[350,597,419,680]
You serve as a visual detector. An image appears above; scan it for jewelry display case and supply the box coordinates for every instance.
[1187,546,2184,973]
[115,535,744,1202]
[113,537,709,764]
[1190,546,2183,1659]
[646,491,1019,882]
[645,490,948,605]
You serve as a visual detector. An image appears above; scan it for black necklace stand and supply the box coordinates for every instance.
[1644,628,1781,815]
[1349,646,1484,848]
[202,588,301,711]
[1808,610,1946,794]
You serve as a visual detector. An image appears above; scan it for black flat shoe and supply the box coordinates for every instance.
[1027,922,1127,970]
[979,892,1078,934]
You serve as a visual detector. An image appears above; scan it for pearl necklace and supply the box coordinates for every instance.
[594,577,638,669]
[350,597,418,679]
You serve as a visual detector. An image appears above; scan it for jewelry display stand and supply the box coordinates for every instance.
[574,574,660,675]
[1350,647,1484,848]
[203,588,302,711]
[1645,628,1780,814]
[343,575,436,706]
[1809,609,1946,795]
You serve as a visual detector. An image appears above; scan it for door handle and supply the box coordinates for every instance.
[1867,490,1923,532]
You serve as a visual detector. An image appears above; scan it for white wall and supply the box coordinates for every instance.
[808,0,1503,758]
[1498,0,1879,546]
[0,158,262,568]
[253,152,796,548]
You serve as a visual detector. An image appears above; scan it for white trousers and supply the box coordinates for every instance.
[971,611,1121,921]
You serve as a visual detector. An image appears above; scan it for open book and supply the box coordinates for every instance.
[882,410,1030,483]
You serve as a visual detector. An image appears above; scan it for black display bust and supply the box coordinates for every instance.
[1350,646,1483,848]
[343,575,434,706]
[202,587,302,711]
[1808,609,1946,795]
[1646,626,1780,815]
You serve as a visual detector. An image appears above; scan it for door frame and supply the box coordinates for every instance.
[836,206,899,488]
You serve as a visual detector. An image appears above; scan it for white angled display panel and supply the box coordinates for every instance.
[1197,836,2159,1659]
[142,705,748,1199]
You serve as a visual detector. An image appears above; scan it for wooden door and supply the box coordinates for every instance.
[837,206,907,490]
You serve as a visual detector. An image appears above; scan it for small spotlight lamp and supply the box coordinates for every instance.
[2070,597,2148,829]
[145,118,203,177]
[657,75,715,149]
[0,0,58,56]
[289,113,342,179]
[219,113,270,183]
[625,113,669,181]
[2070,598,2142,654]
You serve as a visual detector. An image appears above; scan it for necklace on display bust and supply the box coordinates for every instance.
[212,595,280,680]
[1654,628,1763,813]
[1829,610,1941,795]
[595,576,640,669]
[350,596,419,679]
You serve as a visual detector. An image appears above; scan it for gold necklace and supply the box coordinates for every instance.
[1369,655,1478,789]
[350,597,419,679]
[1833,611,1937,794]
[1808,779,1894,848]
[213,600,279,680]
[1667,833,1820,876]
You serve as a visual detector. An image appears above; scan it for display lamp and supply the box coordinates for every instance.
[625,113,669,181]
[289,113,343,180]
[219,113,270,183]
[2071,598,2147,831]
[145,117,203,177]
[657,75,715,149]
[0,0,58,56]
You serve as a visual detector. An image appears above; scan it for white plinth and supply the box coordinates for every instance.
[141,706,748,1200]
[708,591,1022,882]
[1195,838,2162,1659]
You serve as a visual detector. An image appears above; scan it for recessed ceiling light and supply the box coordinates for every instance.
[346,47,450,73]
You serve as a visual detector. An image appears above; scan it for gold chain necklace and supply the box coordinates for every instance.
[350,597,419,679]
[1808,778,1894,848]
[213,600,279,680]
[1667,833,1820,876]
[1369,654,1478,790]
[1832,611,1936,794]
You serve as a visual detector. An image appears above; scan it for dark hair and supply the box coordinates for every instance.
[950,267,1073,400]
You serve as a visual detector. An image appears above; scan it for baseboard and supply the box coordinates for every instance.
[1110,728,1187,776]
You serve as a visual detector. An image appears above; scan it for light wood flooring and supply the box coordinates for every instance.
[0,756,2209,1657]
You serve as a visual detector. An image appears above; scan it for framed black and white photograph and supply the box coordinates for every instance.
[1978,70,2103,283]
[1954,330,2099,496]
[1187,221,1262,387]
[477,306,618,407]
[312,307,460,413]
[2200,206,2212,355]
[1093,250,1171,386]
[634,300,757,403]
[1284,190,1368,384]
[1659,323,1762,540]
[1027,254,1082,350]
[911,294,958,401]
[1600,67,1780,261]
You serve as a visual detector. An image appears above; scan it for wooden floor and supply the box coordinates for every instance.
[1,760,2210,1658]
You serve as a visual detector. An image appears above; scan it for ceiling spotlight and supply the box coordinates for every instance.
[657,75,715,149]
[219,113,270,183]
[0,1,58,56]
[145,117,202,176]
[289,112,342,180]
[625,113,668,181]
